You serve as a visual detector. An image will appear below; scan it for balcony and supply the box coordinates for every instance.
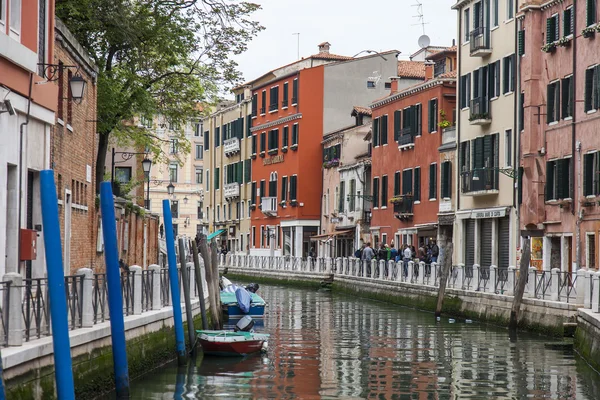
[261,197,278,216]
[469,97,491,125]
[224,183,240,200]
[260,107,265,115]
[291,97,298,105]
[461,169,499,196]
[397,127,415,150]
[269,103,278,112]
[224,137,240,156]
[282,99,288,108]
[392,196,414,220]
[441,126,456,145]
[470,26,491,57]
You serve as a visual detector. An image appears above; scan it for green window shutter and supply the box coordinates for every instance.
[260,180,265,201]
[260,132,266,152]
[283,126,289,147]
[556,159,567,199]
[554,15,559,42]
[281,176,287,201]
[584,153,594,196]
[204,130,210,149]
[587,0,596,26]
[416,104,422,136]
[244,159,251,183]
[215,168,220,190]
[518,30,525,56]
[413,168,420,201]
[585,68,594,112]
[252,135,257,154]
[428,100,433,132]
[429,164,437,200]
[563,9,571,36]
[381,115,388,145]
[381,176,388,205]
[394,110,401,142]
[373,178,379,207]
[561,78,570,118]
[474,137,484,169]
[517,167,523,204]
[246,115,252,137]
[251,182,257,205]
[394,172,400,196]
[215,127,220,148]
[547,84,554,123]
[373,118,380,147]
[545,161,554,200]
[339,181,345,212]
[237,161,243,184]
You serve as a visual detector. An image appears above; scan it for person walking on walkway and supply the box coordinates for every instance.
[403,244,412,278]
[361,242,375,276]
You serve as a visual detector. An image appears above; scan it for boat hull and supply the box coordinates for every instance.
[223,304,265,318]
[199,338,265,357]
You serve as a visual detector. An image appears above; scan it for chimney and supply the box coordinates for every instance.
[425,61,434,81]
[390,77,399,93]
[318,42,331,54]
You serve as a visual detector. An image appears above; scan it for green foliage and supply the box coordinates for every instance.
[55,0,264,188]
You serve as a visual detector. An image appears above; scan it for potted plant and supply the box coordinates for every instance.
[281,146,288,153]
[541,42,557,53]
[289,199,298,207]
[438,110,451,130]
[259,151,265,158]
[389,196,404,205]
[582,25,597,38]
[557,36,572,47]
[469,112,490,122]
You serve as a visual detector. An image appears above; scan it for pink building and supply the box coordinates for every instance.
[519,0,600,271]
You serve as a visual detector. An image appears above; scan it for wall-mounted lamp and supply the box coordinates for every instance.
[37,63,87,103]
[0,99,15,116]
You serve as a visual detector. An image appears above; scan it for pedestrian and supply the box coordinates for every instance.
[159,223,164,238]
[390,243,398,263]
[361,242,375,276]
[430,240,439,263]
[354,243,365,259]
[403,244,412,277]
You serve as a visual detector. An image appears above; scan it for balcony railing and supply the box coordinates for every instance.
[261,197,278,216]
[397,127,414,148]
[434,62,446,77]
[260,107,265,114]
[224,183,240,199]
[269,103,278,112]
[469,96,491,124]
[291,97,298,105]
[393,196,414,218]
[441,126,456,145]
[224,137,240,155]
[461,168,499,194]
[470,26,491,56]
[282,99,288,108]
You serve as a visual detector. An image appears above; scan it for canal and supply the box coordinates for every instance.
[122,284,600,399]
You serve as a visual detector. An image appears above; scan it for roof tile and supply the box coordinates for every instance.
[397,61,426,79]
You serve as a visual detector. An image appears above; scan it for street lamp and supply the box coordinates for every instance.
[141,157,152,209]
[167,182,175,196]
[69,74,87,103]
[110,148,151,197]
[37,64,88,103]
[183,196,189,205]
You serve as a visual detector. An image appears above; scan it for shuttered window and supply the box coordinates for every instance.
[584,66,600,112]
[517,30,525,56]
[460,74,472,108]
[373,177,380,208]
[251,135,257,154]
[282,126,289,147]
[244,159,251,183]
[564,7,573,37]
[460,141,471,173]
[260,132,266,153]
[380,115,388,145]
[282,82,289,107]
[503,55,515,94]
[215,167,220,190]
[519,92,525,131]
[394,172,401,196]
[204,130,210,149]
[281,176,288,201]
[546,14,559,44]
[215,127,220,148]
[428,99,438,133]
[587,0,597,27]
[547,81,560,123]
[246,115,252,137]
[292,124,299,147]
[373,117,380,147]
[488,61,500,98]
[588,234,596,269]
[349,179,356,211]
[429,164,437,200]
[415,104,422,136]
[292,79,298,104]
[402,170,413,196]
[269,174,277,197]
[584,152,600,196]
[562,76,574,119]
[261,90,266,114]
[251,182,257,205]
[441,161,452,199]
[413,168,421,201]
[268,129,279,151]
[393,110,402,141]
[545,161,555,201]
[259,180,265,202]
[547,158,572,200]
[339,181,346,212]
[269,86,279,111]
[381,175,388,206]
[251,94,258,117]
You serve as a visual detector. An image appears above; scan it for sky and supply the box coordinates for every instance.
[233,0,458,86]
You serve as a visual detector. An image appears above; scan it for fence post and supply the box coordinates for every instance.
[453,264,462,289]
[473,264,481,291]
[527,267,537,298]
[591,272,600,313]
[489,265,497,294]
[148,265,161,310]
[418,262,425,284]
[129,266,142,315]
[387,260,394,280]
[550,268,560,301]
[506,266,516,296]
[3,273,23,346]
[377,260,384,279]
[584,270,593,308]
[407,261,414,283]
[576,268,587,305]
[77,268,94,327]
[370,260,377,279]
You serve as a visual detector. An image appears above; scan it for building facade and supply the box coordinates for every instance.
[453,0,518,272]
[52,18,99,275]
[203,92,253,254]
[370,50,457,250]
[247,43,399,257]
[0,0,58,278]
[519,0,600,271]
[315,107,372,258]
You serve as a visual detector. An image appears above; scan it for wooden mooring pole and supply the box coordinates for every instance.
[198,234,221,329]
[510,239,531,330]
[178,238,196,351]
[191,240,209,330]
[435,242,454,319]
[209,241,223,329]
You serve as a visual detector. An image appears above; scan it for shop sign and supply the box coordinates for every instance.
[439,201,452,212]
[331,217,341,223]
[263,154,284,166]
[471,209,506,219]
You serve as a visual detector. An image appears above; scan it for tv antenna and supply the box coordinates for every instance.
[412,1,429,35]
[292,33,300,60]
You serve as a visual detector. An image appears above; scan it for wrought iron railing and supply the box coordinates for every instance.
[470,26,491,54]
[461,168,498,193]
[22,278,50,342]
[93,273,109,324]
[160,268,171,307]
[141,270,154,312]
[0,282,11,347]
[65,275,84,330]
[121,271,135,316]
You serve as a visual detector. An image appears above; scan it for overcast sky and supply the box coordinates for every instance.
[233,0,457,86]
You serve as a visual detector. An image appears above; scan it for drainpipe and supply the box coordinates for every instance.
[456,9,462,213]
[513,10,520,262]
[573,0,580,270]
[16,73,34,275]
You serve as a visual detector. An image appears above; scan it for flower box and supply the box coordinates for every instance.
[281,146,288,153]
[541,42,557,53]
[290,144,298,151]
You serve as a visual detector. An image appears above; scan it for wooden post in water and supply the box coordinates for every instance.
[510,239,531,330]
[198,234,220,329]
[178,238,196,351]
[209,240,223,329]
[435,242,453,318]
[191,240,209,330]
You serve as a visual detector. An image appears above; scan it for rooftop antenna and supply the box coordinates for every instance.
[292,33,300,60]
[412,1,429,35]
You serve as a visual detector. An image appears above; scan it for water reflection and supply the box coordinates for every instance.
[125,285,599,399]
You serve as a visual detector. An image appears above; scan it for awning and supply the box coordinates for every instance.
[310,229,354,241]
[207,229,226,240]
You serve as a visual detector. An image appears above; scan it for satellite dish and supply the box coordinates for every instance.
[418,34,431,48]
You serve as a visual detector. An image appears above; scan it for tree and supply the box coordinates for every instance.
[56,0,263,191]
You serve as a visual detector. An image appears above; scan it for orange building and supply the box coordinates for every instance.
[245,43,399,256]
[369,47,457,249]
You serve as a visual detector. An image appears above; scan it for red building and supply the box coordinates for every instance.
[246,43,399,256]
[369,48,457,249]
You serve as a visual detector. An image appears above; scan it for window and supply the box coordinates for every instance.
[283,82,289,108]
[217,206,220,222]
[505,130,512,167]
[282,126,289,148]
[474,1,482,30]
[380,115,388,145]
[195,144,203,159]
[292,78,298,104]
[214,167,220,190]
[197,201,203,219]
[57,62,64,120]
[259,180,265,202]
[252,134,257,154]
[402,169,414,197]
[115,167,132,184]
[393,110,402,142]
[269,86,279,112]
[67,71,73,125]
[349,179,356,211]
[323,144,341,162]
[252,94,258,117]
[588,234,596,269]
[441,161,452,199]
[169,138,178,154]
[10,0,21,35]
[546,14,559,44]
[244,159,251,183]
[194,122,202,137]
[584,152,600,196]
[195,167,203,184]
[562,76,574,118]
[169,163,178,183]
[428,99,438,133]
[587,0,597,27]
[506,0,514,20]
[503,55,516,94]
[269,172,278,197]
[268,128,279,152]
[547,80,560,123]
[290,175,298,200]
[373,117,380,147]
[260,132,266,153]
[173,224,178,237]
[460,73,472,108]
[545,158,572,200]
[584,66,600,112]
[381,175,388,207]
[251,181,257,205]
[464,8,471,42]
[414,168,421,201]
[204,129,210,149]
[517,30,525,56]
[171,200,179,218]
[292,124,299,148]
[564,7,573,37]
[429,164,437,200]
[488,60,500,98]
[373,177,380,208]
[519,92,525,131]
[215,127,220,148]
[394,171,401,196]
[206,170,210,190]
[339,181,346,212]
[492,0,499,27]
[261,90,266,114]
[281,176,288,202]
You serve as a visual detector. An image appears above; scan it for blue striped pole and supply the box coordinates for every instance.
[39,170,75,400]
[0,354,6,400]
[162,199,186,363]
[99,182,130,397]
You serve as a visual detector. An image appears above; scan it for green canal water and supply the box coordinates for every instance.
[119,285,600,399]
